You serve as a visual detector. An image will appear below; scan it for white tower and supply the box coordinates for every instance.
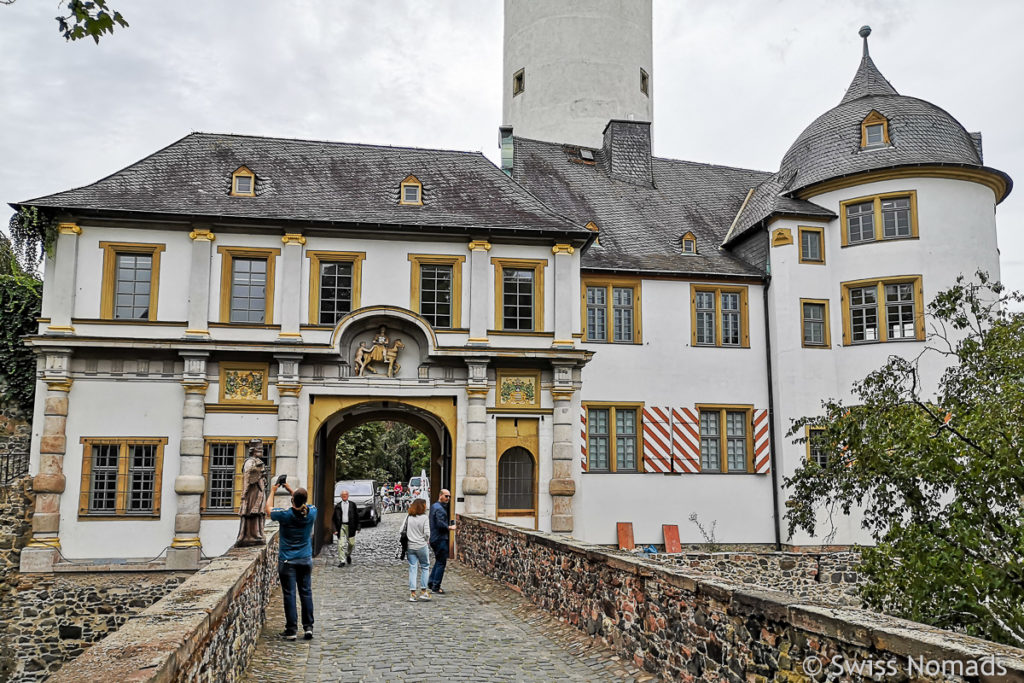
[502,0,653,149]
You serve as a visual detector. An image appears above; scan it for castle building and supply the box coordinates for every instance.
[14,4,1010,572]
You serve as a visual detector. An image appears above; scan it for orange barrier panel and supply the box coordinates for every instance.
[662,524,681,554]
[617,522,635,550]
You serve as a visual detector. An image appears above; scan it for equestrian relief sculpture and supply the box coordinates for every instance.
[355,325,404,377]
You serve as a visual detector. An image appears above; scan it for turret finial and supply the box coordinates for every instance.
[859,25,872,57]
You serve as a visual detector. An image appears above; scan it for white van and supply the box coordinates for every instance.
[408,475,429,500]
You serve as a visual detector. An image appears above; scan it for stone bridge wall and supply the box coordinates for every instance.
[649,550,862,606]
[49,530,279,683]
[456,515,1024,681]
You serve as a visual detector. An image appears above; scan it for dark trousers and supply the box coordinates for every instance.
[279,558,314,632]
[429,539,449,589]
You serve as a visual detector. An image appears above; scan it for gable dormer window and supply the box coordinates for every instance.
[860,110,890,148]
[681,231,697,254]
[231,166,256,197]
[400,175,423,205]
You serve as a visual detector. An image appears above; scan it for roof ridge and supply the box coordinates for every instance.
[189,131,487,157]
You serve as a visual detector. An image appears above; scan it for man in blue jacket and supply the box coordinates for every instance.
[428,488,455,594]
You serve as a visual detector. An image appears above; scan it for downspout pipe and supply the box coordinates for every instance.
[763,265,783,551]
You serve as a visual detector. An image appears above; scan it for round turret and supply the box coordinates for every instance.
[502,0,653,149]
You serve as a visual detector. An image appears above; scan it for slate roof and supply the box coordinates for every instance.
[15,133,591,237]
[723,174,835,244]
[512,136,769,277]
[778,53,1007,197]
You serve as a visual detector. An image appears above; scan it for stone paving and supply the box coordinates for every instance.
[244,513,650,682]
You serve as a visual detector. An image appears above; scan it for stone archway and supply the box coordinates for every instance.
[307,396,458,552]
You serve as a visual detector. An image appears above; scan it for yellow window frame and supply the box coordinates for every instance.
[201,437,277,516]
[306,250,365,326]
[217,246,280,324]
[695,404,754,474]
[581,276,642,343]
[797,226,825,265]
[806,426,827,466]
[78,437,167,518]
[99,241,165,321]
[689,284,750,348]
[840,275,925,345]
[681,231,697,255]
[839,190,918,246]
[409,253,465,329]
[230,166,256,197]
[492,257,547,332]
[582,402,645,473]
[860,110,890,147]
[799,298,831,349]
[399,174,423,206]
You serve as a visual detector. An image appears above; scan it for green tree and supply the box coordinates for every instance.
[785,274,1024,647]
[335,421,431,484]
[1,0,128,43]
[0,233,42,414]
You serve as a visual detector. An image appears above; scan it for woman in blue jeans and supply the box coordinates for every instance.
[266,479,317,640]
[403,498,431,602]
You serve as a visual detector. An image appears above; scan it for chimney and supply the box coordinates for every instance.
[969,131,983,163]
[602,120,653,187]
[499,126,514,176]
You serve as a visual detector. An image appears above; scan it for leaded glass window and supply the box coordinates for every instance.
[419,264,453,328]
[319,261,353,326]
[695,291,716,346]
[849,285,878,343]
[502,268,534,331]
[498,447,534,510]
[114,253,152,320]
[588,408,610,471]
[846,201,874,244]
[230,258,267,323]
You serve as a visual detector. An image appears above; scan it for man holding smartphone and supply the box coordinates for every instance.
[265,475,317,641]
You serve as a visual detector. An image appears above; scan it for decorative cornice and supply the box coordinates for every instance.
[552,244,575,255]
[282,233,307,246]
[188,228,216,242]
[796,165,1011,204]
[467,240,492,252]
[182,382,209,395]
[44,379,73,392]
[550,389,575,401]
[170,536,202,549]
[46,325,76,334]
[466,387,489,398]
[57,222,81,235]
[277,384,302,397]
[184,329,210,336]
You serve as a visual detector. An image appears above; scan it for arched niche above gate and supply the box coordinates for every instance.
[332,307,437,379]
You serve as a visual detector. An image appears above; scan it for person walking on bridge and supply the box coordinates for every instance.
[266,479,317,641]
[403,498,431,602]
[428,489,455,594]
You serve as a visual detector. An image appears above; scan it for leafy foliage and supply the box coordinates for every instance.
[0,234,42,414]
[785,274,1024,647]
[335,421,431,485]
[8,208,58,275]
[56,1,128,43]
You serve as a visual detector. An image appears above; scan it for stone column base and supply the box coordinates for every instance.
[463,493,486,515]
[165,546,201,570]
[20,546,58,573]
[551,514,574,533]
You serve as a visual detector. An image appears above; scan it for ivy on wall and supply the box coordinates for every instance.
[0,224,43,414]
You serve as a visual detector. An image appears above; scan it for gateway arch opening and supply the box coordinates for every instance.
[310,398,454,553]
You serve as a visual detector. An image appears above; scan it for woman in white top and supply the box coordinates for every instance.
[403,498,432,602]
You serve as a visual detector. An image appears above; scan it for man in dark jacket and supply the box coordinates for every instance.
[332,489,360,567]
[428,488,455,593]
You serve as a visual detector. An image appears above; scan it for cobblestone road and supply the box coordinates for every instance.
[244,513,649,682]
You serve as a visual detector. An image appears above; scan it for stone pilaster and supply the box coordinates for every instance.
[462,359,489,514]
[46,223,81,335]
[185,227,215,338]
[21,349,74,572]
[551,244,575,348]
[166,351,209,569]
[549,361,577,533]
[466,240,491,345]
[278,234,305,342]
[274,354,303,506]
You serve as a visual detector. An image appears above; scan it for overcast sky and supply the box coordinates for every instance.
[1,0,1021,292]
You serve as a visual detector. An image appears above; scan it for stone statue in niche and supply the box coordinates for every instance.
[355,325,405,377]
[235,438,267,546]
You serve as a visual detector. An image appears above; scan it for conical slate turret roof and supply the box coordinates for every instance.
[839,37,898,104]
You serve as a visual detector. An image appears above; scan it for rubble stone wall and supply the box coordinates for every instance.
[649,550,863,606]
[456,515,1024,681]
[49,531,279,683]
